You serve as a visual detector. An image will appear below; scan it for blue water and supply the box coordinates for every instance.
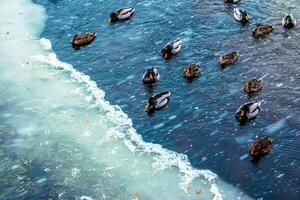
[1,0,300,199]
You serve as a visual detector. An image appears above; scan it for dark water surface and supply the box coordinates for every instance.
[32,0,300,199]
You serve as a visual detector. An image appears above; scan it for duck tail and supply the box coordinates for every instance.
[174,38,182,44]
[256,101,262,110]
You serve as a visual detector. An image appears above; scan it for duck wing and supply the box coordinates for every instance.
[117,8,134,19]
[172,38,182,49]
[248,101,261,113]
[224,52,237,59]
[171,39,182,54]
[233,9,243,21]
[154,91,171,100]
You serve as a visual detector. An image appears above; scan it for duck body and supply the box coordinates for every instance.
[219,51,239,66]
[249,137,273,157]
[233,8,250,24]
[109,8,134,23]
[142,68,160,84]
[252,24,274,38]
[161,39,182,60]
[244,77,263,93]
[224,0,241,3]
[71,32,97,49]
[282,13,296,29]
[183,63,201,79]
[236,101,261,124]
[145,91,171,113]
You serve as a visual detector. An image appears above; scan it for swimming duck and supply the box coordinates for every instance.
[145,91,171,113]
[161,39,182,60]
[252,24,274,38]
[71,32,97,49]
[224,0,241,3]
[233,8,250,24]
[249,136,273,157]
[236,101,261,124]
[282,13,296,29]
[108,8,134,23]
[183,63,201,79]
[219,51,239,66]
[244,77,263,93]
[142,68,160,84]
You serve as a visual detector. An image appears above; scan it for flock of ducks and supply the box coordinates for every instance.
[70,1,297,160]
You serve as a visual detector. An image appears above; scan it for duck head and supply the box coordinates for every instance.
[145,97,156,112]
[109,13,119,23]
[244,83,251,93]
[184,68,192,78]
[283,14,295,28]
[161,46,172,60]
[148,68,158,81]
[236,109,247,123]
[242,11,250,23]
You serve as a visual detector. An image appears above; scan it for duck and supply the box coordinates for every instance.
[183,63,201,79]
[224,0,241,3]
[252,24,274,38]
[249,136,273,158]
[142,68,160,84]
[244,77,263,93]
[233,8,250,24]
[108,8,134,23]
[219,51,239,66]
[71,32,97,49]
[161,39,182,60]
[145,91,171,113]
[282,13,296,29]
[236,101,261,124]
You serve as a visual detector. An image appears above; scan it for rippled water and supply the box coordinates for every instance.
[1,0,300,199]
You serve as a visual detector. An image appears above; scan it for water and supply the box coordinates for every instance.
[1,0,300,199]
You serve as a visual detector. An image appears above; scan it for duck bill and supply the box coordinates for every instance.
[245,16,250,21]
[240,110,245,117]
[108,18,112,23]
[163,53,168,59]
[149,73,154,80]
[145,102,151,110]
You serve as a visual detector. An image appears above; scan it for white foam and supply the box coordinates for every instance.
[32,39,224,199]
[39,38,52,50]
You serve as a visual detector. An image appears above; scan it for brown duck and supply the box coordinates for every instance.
[72,32,97,49]
[244,77,263,93]
[183,63,201,79]
[252,24,274,38]
[219,51,239,66]
[249,137,273,157]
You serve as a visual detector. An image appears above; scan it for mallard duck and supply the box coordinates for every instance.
[142,68,160,84]
[224,0,241,3]
[219,51,239,66]
[183,63,201,79]
[145,91,171,113]
[252,24,274,38]
[282,13,296,29]
[161,39,182,60]
[233,8,250,24]
[244,77,263,93]
[249,136,273,157]
[71,32,97,49]
[108,8,134,23]
[236,101,261,124]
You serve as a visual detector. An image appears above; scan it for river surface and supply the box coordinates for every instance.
[0,0,299,199]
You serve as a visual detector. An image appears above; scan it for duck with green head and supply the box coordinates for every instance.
[108,8,134,23]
